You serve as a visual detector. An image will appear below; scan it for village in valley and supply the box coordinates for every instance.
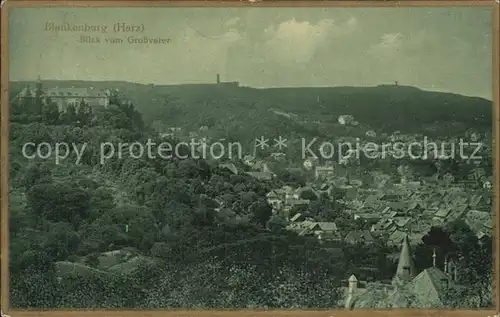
[8,6,494,309]
[157,111,493,308]
[9,74,494,309]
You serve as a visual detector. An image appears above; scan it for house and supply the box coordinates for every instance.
[219,163,238,175]
[294,186,319,200]
[354,212,382,221]
[290,213,305,222]
[266,191,283,210]
[246,171,275,181]
[364,195,379,207]
[388,230,407,246]
[446,205,468,221]
[160,132,174,139]
[434,207,451,219]
[338,115,355,125]
[285,198,310,208]
[315,166,334,180]
[350,179,363,187]
[464,209,492,236]
[344,230,375,244]
[313,222,338,232]
[17,76,110,112]
[189,131,199,138]
[311,222,341,242]
[394,217,411,228]
[169,127,182,133]
[243,155,256,166]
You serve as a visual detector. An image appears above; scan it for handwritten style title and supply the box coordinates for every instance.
[44,22,145,33]
[44,21,172,45]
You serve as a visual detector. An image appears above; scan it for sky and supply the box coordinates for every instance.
[9,7,493,99]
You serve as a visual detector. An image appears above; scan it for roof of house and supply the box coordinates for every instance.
[435,207,451,218]
[314,222,338,232]
[219,163,238,175]
[290,213,304,222]
[266,190,280,199]
[246,171,274,180]
[20,86,109,99]
[394,217,411,228]
[286,198,310,206]
[348,239,460,309]
[344,230,374,243]
[409,266,458,307]
[295,186,319,198]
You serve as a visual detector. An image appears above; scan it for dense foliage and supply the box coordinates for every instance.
[9,94,347,308]
[8,83,493,308]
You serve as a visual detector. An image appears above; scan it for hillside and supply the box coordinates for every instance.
[10,81,493,138]
[8,80,493,309]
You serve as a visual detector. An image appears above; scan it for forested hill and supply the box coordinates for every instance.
[10,81,492,136]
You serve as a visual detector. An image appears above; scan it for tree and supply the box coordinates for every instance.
[41,100,60,125]
[77,100,93,126]
[42,222,81,261]
[248,199,272,227]
[84,253,101,268]
[97,204,159,251]
[18,161,53,190]
[26,181,90,227]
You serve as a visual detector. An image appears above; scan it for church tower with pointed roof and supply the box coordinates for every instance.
[393,234,415,284]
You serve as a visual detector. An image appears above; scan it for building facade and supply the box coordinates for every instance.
[17,76,110,112]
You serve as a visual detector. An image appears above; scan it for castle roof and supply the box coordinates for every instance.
[19,86,108,99]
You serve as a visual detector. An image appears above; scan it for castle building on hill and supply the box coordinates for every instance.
[17,76,110,112]
[342,235,462,308]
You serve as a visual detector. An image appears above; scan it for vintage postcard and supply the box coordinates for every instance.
[1,2,499,317]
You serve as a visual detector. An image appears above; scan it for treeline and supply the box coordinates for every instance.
[9,95,348,308]
[8,90,493,308]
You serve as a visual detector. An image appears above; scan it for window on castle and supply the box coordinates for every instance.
[67,92,72,96]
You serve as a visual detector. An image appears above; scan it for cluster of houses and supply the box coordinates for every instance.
[261,159,492,249]
[158,120,492,253]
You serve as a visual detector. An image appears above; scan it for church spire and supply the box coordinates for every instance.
[393,234,415,283]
